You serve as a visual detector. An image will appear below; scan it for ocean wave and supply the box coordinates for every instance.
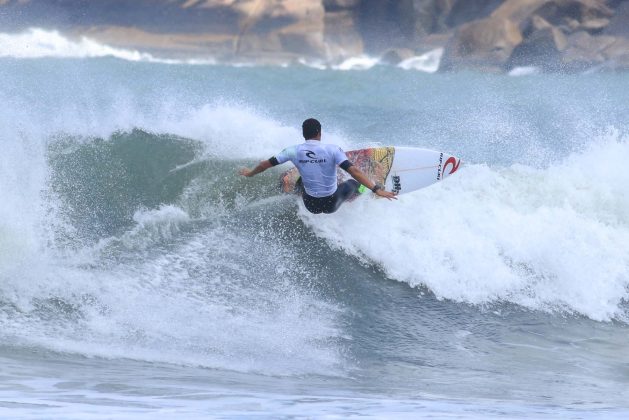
[4,105,628,324]
[151,104,348,160]
[0,28,445,72]
[397,49,443,73]
[1,58,627,381]
[1,120,345,375]
[300,132,629,322]
[91,205,191,254]
[46,129,202,240]
[1,96,350,245]
[332,55,381,71]
[508,66,541,77]
[0,222,344,375]
[317,49,444,73]
[0,28,215,64]
[0,99,347,374]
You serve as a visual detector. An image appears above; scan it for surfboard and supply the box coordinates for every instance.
[279,146,462,196]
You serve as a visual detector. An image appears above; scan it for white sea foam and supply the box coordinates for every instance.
[397,48,443,73]
[92,205,191,252]
[508,66,541,76]
[0,28,215,64]
[3,378,626,420]
[299,50,443,73]
[0,227,344,375]
[0,28,445,73]
[152,103,352,159]
[332,55,381,71]
[0,106,50,271]
[301,133,629,321]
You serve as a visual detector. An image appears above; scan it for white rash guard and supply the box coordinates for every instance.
[273,140,352,198]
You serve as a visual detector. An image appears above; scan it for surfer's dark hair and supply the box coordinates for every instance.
[302,118,321,140]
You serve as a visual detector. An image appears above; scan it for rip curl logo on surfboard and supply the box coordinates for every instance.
[444,157,460,176]
[437,153,460,181]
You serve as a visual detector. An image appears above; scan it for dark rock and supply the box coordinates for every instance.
[380,48,416,65]
[507,24,568,71]
[278,32,326,56]
[439,0,620,72]
[561,30,616,70]
[355,0,421,52]
[580,17,611,31]
[534,0,612,30]
[529,14,555,32]
[323,0,360,11]
[445,0,505,28]
[604,1,629,36]
[324,8,363,58]
[233,0,325,57]
[0,0,242,33]
[2,0,628,72]
[493,0,613,34]
[601,36,629,70]
[440,16,523,71]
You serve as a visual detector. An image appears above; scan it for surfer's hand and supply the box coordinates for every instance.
[240,160,273,177]
[376,189,398,200]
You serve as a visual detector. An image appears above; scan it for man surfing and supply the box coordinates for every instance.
[239,118,397,214]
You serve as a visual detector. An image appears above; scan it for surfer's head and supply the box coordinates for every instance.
[302,118,321,140]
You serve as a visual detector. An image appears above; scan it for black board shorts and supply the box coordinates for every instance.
[302,180,360,214]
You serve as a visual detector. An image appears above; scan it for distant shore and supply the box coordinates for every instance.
[1,0,628,73]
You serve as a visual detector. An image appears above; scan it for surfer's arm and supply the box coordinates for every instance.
[239,158,276,177]
[241,147,293,177]
[345,165,398,200]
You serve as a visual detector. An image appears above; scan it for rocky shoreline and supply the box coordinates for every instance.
[1,0,628,72]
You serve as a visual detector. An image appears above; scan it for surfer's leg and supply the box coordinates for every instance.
[327,180,360,213]
[302,195,322,214]
[294,177,304,194]
[302,181,359,214]
[302,193,334,214]
[339,179,361,200]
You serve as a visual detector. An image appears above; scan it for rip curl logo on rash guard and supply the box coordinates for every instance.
[300,150,327,164]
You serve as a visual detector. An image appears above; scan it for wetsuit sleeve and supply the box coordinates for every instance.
[339,160,353,171]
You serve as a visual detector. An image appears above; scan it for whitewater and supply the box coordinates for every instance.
[1,29,629,418]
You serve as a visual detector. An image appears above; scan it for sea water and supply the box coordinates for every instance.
[1,30,629,419]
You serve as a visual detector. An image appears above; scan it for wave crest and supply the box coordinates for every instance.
[301,133,629,322]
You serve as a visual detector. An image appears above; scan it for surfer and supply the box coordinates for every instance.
[239,118,397,214]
